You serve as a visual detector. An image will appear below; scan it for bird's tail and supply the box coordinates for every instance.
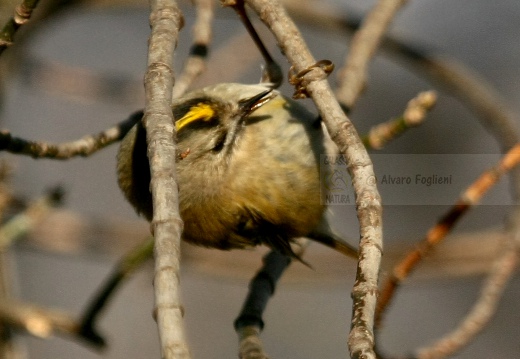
[307,217,358,259]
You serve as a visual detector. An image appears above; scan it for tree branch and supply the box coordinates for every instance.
[335,0,409,110]
[0,111,141,159]
[0,0,41,56]
[376,143,520,329]
[415,238,518,359]
[171,0,214,99]
[244,1,383,357]
[144,0,190,358]
[363,90,437,149]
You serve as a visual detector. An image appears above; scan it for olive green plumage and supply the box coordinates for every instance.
[117,83,357,259]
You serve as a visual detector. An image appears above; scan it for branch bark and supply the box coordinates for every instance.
[376,144,520,329]
[0,111,141,159]
[244,1,383,357]
[144,0,190,358]
[0,0,41,56]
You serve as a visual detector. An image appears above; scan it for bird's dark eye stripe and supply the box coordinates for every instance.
[212,131,227,152]
[173,98,216,119]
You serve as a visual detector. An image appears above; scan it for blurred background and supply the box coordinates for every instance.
[0,0,519,358]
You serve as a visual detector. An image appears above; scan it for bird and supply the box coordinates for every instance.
[116,83,357,261]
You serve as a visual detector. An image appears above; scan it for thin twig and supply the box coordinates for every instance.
[235,238,308,359]
[363,90,437,150]
[0,186,64,250]
[79,237,154,347]
[0,0,41,56]
[415,238,518,359]
[0,111,141,159]
[286,3,520,197]
[286,8,520,356]
[237,325,269,359]
[244,1,383,358]
[412,203,520,358]
[144,0,190,358]
[235,251,291,359]
[0,187,63,355]
[335,0,409,110]
[0,163,19,359]
[171,0,214,99]
[226,0,282,87]
[0,299,78,340]
[376,143,520,328]
[395,57,520,198]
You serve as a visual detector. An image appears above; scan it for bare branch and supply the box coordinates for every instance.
[171,0,214,99]
[0,162,20,359]
[363,90,437,149]
[286,4,520,186]
[335,0,409,110]
[144,0,190,358]
[397,57,520,198]
[235,251,291,359]
[376,143,520,328]
[235,238,308,359]
[0,111,141,159]
[225,0,282,87]
[0,299,78,340]
[244,1,383,357]
[0,0,41,56]
[78,237,154,347]
[415,239,518,359]
[0,186,63,250]
[237,326,269,359]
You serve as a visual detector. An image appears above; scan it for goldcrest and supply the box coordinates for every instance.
[117,83,356,259]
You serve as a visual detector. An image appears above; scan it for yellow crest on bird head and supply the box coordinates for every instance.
[175,103,216,132]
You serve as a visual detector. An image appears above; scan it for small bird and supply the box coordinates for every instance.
[117,83,357,260]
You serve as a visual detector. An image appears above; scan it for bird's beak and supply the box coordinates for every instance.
[238,89,275,118]
[222,89,275,152]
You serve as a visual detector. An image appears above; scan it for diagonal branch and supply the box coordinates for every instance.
[0,0,41,56]
[244,1,383,358]
[415,237,518,359]
[376,143,520,329]
[144,0,190,358]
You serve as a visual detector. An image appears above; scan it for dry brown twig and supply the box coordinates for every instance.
[241,1,383,358]
[404,57,520,196]
[143,0,190,358]
[376,143,520,329]
[0,0,41,56]
[335,0,409,110]
[285,5,520,357]
[363,90,437,150]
